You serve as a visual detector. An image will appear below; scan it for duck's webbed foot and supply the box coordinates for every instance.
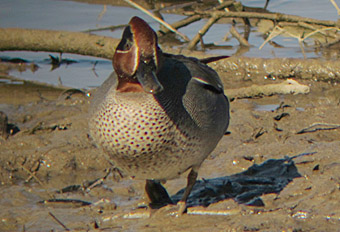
[145,179,173,209]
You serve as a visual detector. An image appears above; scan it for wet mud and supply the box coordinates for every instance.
[1,60,340,231]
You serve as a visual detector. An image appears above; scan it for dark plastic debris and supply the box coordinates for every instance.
[171,153,314,207]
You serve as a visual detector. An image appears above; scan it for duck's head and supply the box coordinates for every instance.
[113,16,163,94]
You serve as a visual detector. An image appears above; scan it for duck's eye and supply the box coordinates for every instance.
[124,42,131,50]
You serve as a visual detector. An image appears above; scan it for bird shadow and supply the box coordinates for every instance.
[171,152,315,207]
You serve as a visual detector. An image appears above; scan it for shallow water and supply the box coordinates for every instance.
[0,0,339,88]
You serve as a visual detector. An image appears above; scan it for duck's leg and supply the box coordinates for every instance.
[177,167,198,214]
[145,179,173,208]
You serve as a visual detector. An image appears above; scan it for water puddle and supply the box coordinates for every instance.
[253,103,305,112]
[1,51,112,89]
[253,104,280,112]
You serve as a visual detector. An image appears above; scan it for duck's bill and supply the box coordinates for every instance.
[136,61,163,94]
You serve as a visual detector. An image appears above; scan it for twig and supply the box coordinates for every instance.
[298,22,333,37]
[192,10,340,27]
[0,28,119,59]
[298,39,307,59]
[259,25,284,49]
[264,0,270,10]
[188,14,221,50]
[220,0,251,42]
[20,162,56,199]
[158,1,234,35]
[83,168,112,193]
[82,24,128,33]
[21,162,45,186]
[123,0,190,42]
[297,123,340,134]
[230,25,250,47]
[97,5,107,21]
[302,27,340,42]
[48,212,70,231]
[157,15,201,36]
[259,24,318,58]
[330,0,340,16]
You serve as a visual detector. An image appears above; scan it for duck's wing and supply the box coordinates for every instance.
[164,54,226,93]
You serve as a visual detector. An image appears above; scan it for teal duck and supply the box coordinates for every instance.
[89,16,230,213]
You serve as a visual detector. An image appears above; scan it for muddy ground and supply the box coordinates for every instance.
[0,58,340,231]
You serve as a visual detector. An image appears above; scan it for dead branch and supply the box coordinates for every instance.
[230,25,250,47]
[226,79,310,99]
[157,15,201,36]
[209,56,340,82]
[158,1,234,35]
[0,28,119,59]
[123,0,190,41]
[192,10,340,28]
[82,24,128,33]
[330,0,340,16]
[188,15,221,50]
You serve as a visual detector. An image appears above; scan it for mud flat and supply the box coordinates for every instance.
[0,60,340,231]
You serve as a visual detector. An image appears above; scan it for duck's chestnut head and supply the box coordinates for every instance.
[113,16,163,94]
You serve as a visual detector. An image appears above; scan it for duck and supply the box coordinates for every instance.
[89,16,230,214]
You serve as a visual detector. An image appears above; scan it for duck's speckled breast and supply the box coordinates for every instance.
[89,92,202,180]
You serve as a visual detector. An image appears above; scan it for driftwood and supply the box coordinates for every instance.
[227,79,310,99]
[0,28,119,59]
[212,56,340,82]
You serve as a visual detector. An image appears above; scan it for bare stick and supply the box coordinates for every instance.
[230,25,250,47]
[82,24,128,33]
[84,168,112,193]
[227,79,310,99]
[188,14,221,50]
[20,163,56,199]
[302,27,340,41]
[330,0,340,16]
[49,212,70,231]
[0,28,119,59]
[192,10,340,27]
[123,0,190,42]
[259,25,284,49]
[297,22,333,37]
[298,39,307,59]
[21,163,45,186]
[157,15,201,36]
[158,0,235,35]
[97,5,107,21]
